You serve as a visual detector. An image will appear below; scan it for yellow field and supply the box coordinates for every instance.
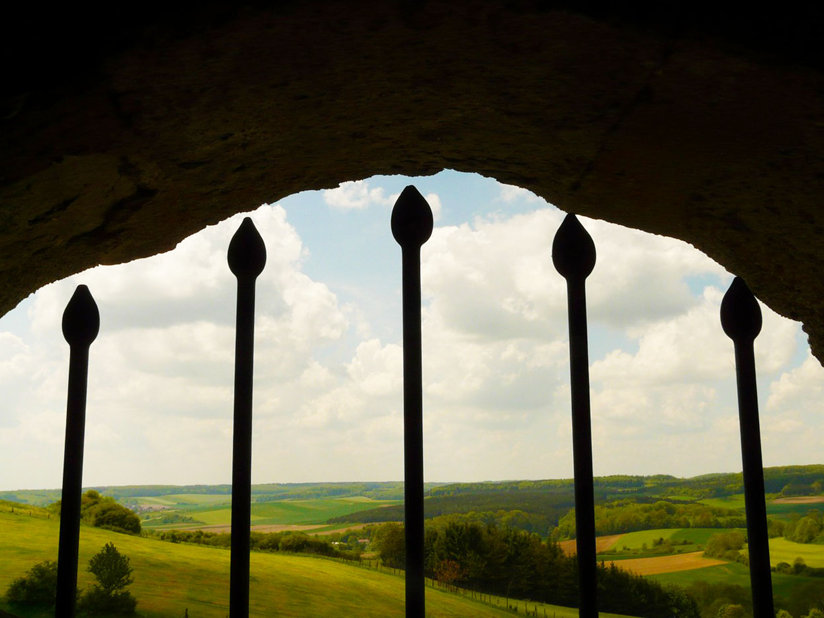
[559,534,625,556]
[607,551,726,576]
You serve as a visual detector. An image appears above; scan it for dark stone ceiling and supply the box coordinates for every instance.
[2,1,823,360]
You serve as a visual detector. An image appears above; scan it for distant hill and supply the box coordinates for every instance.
[329,466,824,535]
[2,465,822,528]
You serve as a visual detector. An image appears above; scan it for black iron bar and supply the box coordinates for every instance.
[227,218,266,617]
[720,276,775,617]
[391,186,434,618]
[552,214,598,618]
[56,285,100,618]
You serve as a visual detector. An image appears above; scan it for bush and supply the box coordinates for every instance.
[77,586,137,615]
[6,560,58,607]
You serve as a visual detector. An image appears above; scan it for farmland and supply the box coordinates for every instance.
[0,503,635,617]
[4,465,824,615]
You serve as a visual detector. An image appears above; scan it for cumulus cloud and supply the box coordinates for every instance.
[323,180,442,221]
[0,173,819,489]
[323,180,395,211]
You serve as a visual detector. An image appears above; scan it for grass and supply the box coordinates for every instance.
[133,494,231,507]
[648,560,819,602]
[143,497,398,528]
[768,537,824,568]
[597,528,739,561]
[700,495,746,510]
[0,502,633,617]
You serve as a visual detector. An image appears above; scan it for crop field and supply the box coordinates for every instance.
[595,528,740,562]
[133,494,231,507]
[0,503,636,617]
[606,551,725,576]
[558,534,623,556]
[143,496,398,529]
[698,493,824,520]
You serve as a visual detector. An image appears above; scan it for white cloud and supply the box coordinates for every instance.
[498,183,542,203]
[322,180,442,222]
[323,180,394,211]
[0,173,820,489]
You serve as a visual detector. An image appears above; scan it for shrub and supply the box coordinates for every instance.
[6,560,58,607]
[77,587,137,615]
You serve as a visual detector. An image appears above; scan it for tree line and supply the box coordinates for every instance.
[777,509,824,544]
[555,500,747,538]
[373,517,698,617]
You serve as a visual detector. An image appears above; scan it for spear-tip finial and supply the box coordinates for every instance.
[552,214,596,279]
[391,186,434,248]
[62,285,100,347]
[228,217,267,278]
[721,276,762,342]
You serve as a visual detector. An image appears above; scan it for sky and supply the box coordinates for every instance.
[1,170,822,491]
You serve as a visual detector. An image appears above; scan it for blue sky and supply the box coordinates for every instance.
[0,170,821,490]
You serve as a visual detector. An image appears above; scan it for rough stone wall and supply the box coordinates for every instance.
[2,1,823,359]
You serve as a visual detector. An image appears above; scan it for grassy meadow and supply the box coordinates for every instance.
[0,502,633,617]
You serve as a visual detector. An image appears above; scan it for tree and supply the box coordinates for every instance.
[77,543,136,614]
[88,543,133,595]
[6,560,58,608]
[374,523,406,569]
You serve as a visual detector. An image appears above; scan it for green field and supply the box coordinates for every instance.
[598,528,739,561]
[0,502,634,617]
[699,495,747,510]
[767,537,824,568]
[700,494,824,520]
[133,494,231,507]
[647,560,818,600]
[142,496,399,529]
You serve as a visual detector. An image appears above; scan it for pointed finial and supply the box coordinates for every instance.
[228,218,267,278]
[391,186,434,248]
[552,214,596,279]
[62,285,100,347]
[721,276,762,342]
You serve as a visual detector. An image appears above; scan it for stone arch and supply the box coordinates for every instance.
[2,2,823,358]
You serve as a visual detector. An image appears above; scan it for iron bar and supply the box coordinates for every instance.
[56,285,100,618]
[391,186,434,618]
[552,214,598,618]
[720,276,774,617]
[228,218,266,617]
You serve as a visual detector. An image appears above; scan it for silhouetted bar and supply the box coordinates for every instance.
[552,214,598,618]
[391,186,434,618]
[227,218,266,617]
[721,277,774,617]
[56,285,100,617]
